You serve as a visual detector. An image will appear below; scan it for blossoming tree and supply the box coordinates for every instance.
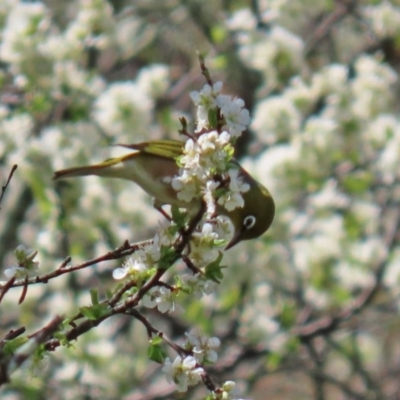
[1,1,400,399]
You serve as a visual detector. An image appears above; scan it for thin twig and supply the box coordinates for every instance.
[0,165,18,209]
[0,240,152,290]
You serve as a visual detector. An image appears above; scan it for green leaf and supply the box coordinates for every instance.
[2,337,29,356]
[148,342,166,364]
[158,246,177,270]
[331,285,352,305]
[171,205,187,229]
[210,25,227,44]
[150,335,163,346]
[279,303,296,329]
[310,260,335,290]
[225,145,235,160]
[204,252,225,283]
[208,108,218,129]
[344,211,362,239]
[286,337,300,353]
[342,172,373,194]
[90,289,99,305]
[28,91,51,115]
[266,351,283,370]
[53,332,73,348]
[80,303,109,320]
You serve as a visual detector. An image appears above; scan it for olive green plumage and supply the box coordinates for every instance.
[54,140,274,248]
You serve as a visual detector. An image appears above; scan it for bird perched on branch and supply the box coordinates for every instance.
[54,140,274,248]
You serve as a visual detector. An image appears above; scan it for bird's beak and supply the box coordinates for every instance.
[225,229,242,250]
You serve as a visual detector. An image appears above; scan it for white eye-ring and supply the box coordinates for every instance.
[243,215,256,230]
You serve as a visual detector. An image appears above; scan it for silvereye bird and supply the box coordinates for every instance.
[54,140,274,248]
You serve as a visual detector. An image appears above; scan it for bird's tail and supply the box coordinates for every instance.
[53,158,121,180]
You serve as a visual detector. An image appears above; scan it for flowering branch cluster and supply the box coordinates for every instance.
[105,62,251,397]
[0,59,250,399]
[2,0,400,398]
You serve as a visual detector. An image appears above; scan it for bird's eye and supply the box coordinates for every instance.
[243,215,256,230]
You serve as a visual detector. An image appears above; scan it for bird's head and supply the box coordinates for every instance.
[224,171,275,249]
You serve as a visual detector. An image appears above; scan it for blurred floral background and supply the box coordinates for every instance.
[1,0,400,399]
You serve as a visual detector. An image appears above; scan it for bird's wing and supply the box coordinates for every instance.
[118,140,184,160]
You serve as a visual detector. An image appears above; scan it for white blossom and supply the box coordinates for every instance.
[172,130,234,205]
[217,169,250,211]
[212,215,235,243]
[203,180,220,216]
[311,64,348,97]
[350,55,397,121]
[0,113,33,156]
[190,81,223,131]
[189,223,221,267]
[0,2,50,66]
[217,96,250,137]
[181,273,218,297]
[4,245,39,279]
[92,81,153,139]
[137,64,170,98]
[113,239,160,280]
[237,26,304,90]
[184,330,220,363]
[162,355,204,392]
[252,95,301,145]
[308,179,350,210]
[64,0,114,50]
[364,2,400,39]
[142,286,180,313]
[211,380,245,400]
[47,60,106,98]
